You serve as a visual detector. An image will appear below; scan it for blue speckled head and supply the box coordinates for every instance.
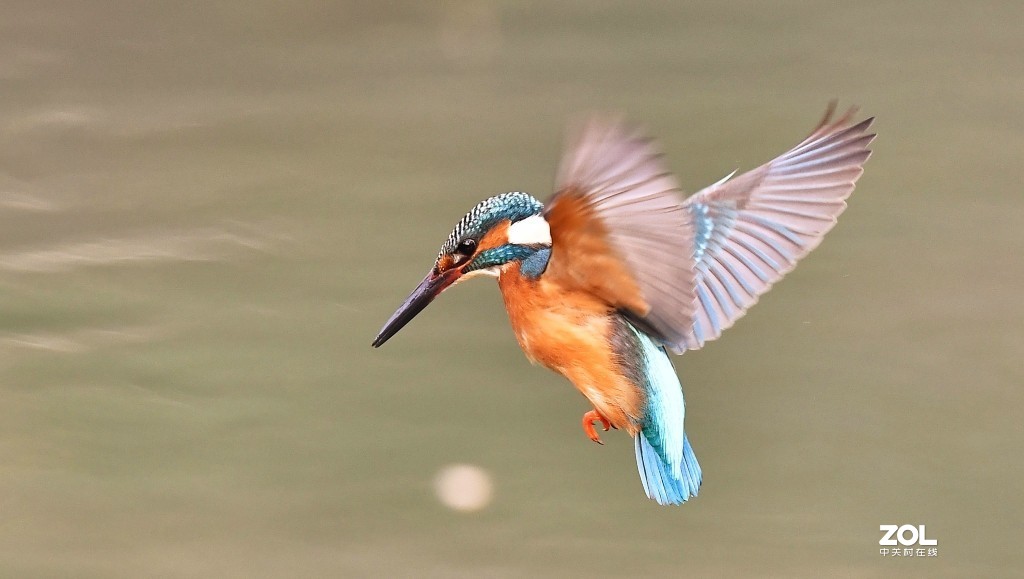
[437,191,544,262]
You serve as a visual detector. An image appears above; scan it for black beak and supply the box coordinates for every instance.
[371,269,460,347]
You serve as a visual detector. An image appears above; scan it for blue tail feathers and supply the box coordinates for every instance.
[623,321,701,505]
[635,432,701,505]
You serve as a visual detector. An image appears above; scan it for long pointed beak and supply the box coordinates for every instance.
[371,269,460,347]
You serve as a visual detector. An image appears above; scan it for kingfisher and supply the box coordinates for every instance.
[372,105,874,505]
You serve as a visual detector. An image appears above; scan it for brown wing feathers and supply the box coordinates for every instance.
[544,119,697,347]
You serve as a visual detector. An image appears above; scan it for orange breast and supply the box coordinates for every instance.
[498,263,645,433]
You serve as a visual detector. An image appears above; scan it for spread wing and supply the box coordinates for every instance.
[677,105,875,351]
[543,118,697,347]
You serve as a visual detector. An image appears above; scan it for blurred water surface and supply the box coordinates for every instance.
[0,1,1021,576]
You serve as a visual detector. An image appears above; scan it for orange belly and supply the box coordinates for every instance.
[498,263,645,433]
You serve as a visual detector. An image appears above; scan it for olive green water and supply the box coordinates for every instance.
[0,1,1021,577]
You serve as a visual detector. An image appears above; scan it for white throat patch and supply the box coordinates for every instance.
[455,267,500,285]
[506,214,551,246]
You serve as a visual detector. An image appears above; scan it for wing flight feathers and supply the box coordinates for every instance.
[677,106,875,351]
[544,119,697,347]
[542,107,873,353]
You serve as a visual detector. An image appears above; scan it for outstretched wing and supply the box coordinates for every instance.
[677,105,875,351]
[543,118,697,347]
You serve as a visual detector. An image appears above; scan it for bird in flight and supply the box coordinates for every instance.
[372,105,874,505]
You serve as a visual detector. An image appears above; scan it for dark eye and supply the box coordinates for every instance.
[455,239,476,256]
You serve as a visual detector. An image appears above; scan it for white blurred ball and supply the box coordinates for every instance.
[434,464,493,512]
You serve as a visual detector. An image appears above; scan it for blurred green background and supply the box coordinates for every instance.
[1,1,1021,577]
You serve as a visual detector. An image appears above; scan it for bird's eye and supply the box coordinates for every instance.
[455,239,476,256]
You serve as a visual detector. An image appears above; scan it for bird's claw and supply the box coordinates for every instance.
[582,410,614,445]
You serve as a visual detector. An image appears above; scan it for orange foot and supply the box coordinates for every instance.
[582,410,616,445]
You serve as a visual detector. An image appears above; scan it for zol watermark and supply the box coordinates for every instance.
[879,524,938,557]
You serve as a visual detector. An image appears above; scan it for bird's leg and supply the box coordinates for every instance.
[582,409,614,445]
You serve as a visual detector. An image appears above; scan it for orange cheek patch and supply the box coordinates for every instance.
[477,220,511,253]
